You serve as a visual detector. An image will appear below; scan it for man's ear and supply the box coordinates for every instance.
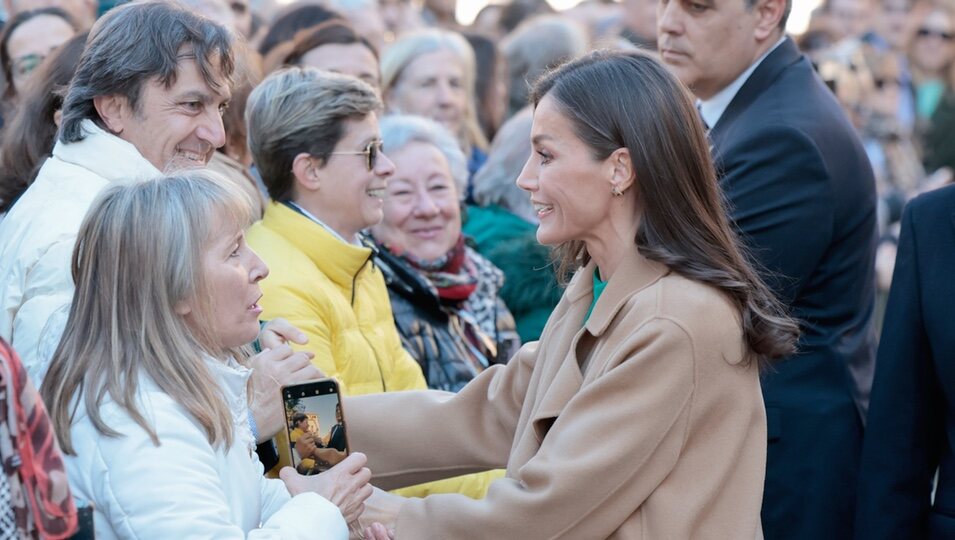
[608,147,636,195]
[754,0,787,40]
[291,152,321,193]
[93,94,130,134]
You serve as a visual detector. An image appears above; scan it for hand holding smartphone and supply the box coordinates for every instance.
[282,378,349,476]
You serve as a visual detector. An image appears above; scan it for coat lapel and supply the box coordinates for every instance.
[528,252,669,441]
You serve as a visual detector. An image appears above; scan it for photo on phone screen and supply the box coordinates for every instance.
[283,379,348,476]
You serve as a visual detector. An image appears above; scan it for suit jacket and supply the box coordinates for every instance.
[708,37,878,539]
[347,248,767,539]
[855,185,955,539]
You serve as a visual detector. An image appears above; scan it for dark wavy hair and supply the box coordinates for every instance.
[59,0,234,144]
[532,49,799,363]
[0,32,86,213]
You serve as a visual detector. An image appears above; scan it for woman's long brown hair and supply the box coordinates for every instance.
[532,50,799,363]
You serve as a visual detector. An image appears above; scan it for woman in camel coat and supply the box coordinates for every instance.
[353,49,799,539]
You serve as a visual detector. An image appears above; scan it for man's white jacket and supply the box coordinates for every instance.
[0,120,162,384]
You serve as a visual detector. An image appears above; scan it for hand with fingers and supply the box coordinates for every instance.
[249,319,325,441]
[363,522,395,540]
[280,452,374,525]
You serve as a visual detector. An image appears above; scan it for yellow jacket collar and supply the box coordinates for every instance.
[261,202,373,288]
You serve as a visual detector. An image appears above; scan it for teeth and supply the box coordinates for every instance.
[367,189,386,198]
[533,202,553,213]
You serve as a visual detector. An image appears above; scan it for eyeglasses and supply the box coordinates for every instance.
[329,139,384,171]
[12,53,45,79]
[917,27,955,41]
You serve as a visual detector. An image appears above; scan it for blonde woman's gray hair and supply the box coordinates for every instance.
[502,15,588,116]
[472,107,537,223]
[41,171,255,455]
[380,114,468,199]
[380,29,488,153]
[246,66,382,201]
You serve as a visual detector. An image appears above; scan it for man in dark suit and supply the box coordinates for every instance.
[657,0,878,538]
[855,185,955,539]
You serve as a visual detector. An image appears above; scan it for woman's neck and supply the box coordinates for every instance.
[288,200,360,245]
[584,205,641,281]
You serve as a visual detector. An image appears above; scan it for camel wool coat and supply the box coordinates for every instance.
[346,248,767,539]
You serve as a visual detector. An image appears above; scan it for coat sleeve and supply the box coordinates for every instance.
[345,341,540,488]
[719,125,833,304]
[355,320,698,539]
[86,399,347,539]
[854,198,941,539]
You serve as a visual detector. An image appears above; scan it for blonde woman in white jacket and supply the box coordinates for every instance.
[40,172,373,539]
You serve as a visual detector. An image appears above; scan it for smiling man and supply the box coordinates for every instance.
[0,0,234,383]
[658,0,878,538]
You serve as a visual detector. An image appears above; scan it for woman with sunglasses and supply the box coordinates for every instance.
[245,68,492,499]
[246,66,420,400]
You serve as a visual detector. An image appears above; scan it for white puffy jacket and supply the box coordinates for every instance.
[65,356,349,539]
[0,120,162,385]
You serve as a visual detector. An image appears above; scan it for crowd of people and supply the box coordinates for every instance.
[0,0,950,538]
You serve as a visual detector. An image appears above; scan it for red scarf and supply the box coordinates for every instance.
[0,339,77,539]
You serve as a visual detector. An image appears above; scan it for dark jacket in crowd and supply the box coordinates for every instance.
[373,242,509,392]
[855,184,955,539]
[708,37,878,540]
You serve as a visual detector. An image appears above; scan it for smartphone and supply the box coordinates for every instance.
[282,378,349,476]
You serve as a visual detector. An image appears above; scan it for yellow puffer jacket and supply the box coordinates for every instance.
[249,202,501,498]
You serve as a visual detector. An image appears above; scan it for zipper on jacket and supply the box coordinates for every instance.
[351,251,389,392]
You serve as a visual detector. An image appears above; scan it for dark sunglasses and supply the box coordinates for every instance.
[917,27,955,41]
[330,139,384,171]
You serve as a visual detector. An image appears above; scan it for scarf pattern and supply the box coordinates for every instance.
[0,339,77,539]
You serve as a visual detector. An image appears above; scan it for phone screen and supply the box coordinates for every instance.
[283,379,349,476]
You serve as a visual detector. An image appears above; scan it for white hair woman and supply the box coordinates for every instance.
[380,29,489,181]
[41,172,373,539]
[369,114,520,392]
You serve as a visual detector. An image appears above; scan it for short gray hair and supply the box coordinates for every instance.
[380,114,468,199]
[246,67,381,201]
[501,15,587,117]
[472,108,535,223]
[60,0,234,144]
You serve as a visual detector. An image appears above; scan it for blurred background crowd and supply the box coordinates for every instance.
[0,0,951,319]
